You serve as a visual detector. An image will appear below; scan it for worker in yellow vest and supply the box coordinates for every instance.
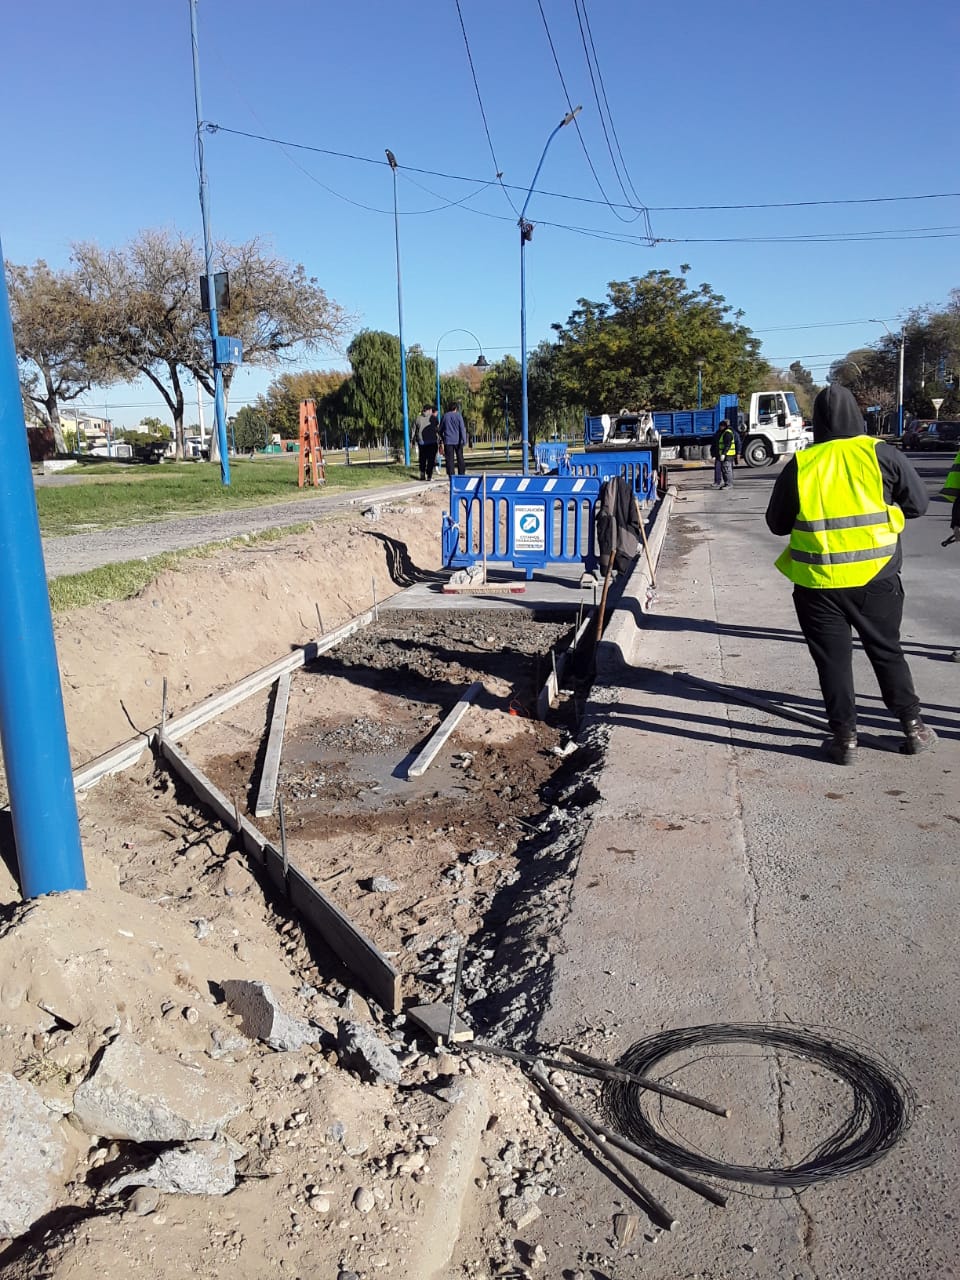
[765,384,934,764]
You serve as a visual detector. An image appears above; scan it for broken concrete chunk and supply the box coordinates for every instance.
[467,848,498,866]
[71,1035,242,1142]
[369,876,400,894]
[337,1020,402,1085]
[221,979,318,1052]
[0,1073,69,1237]
[106,1139,236,1198]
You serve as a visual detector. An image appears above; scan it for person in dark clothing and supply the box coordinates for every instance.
[765,383,934,763]
[439,401,467,476]
[942,444,960,660]
[711,418,741,489]
[413,404,439,480]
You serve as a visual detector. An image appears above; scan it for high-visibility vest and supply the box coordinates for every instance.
[718,428,736,456]
[775,435,905,588]
[942,447,960,501]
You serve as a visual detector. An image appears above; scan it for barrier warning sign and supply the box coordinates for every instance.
[514,504,545,551]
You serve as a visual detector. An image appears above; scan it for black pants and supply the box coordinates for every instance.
[443,443,465,476]
[418,443,438,479]
[792,576,920,736]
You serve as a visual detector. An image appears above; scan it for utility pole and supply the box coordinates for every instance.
[0,239,86,897]
[189,0,231,484]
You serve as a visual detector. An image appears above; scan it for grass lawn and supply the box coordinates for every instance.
[36,457,414,536]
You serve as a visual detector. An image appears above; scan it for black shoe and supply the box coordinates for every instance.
[899,718,937,754]
[950,650,960,662]
[823,735,858,765]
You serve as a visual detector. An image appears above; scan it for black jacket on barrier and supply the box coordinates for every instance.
[597,476,641,575]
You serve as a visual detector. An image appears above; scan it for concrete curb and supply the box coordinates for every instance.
[595,486,676,673]
[409,1074,489,1280]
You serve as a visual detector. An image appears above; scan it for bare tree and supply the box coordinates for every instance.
[74,231,201,459]
[74,229,349,462]
[5,260,112,452]
[190,237,349,461]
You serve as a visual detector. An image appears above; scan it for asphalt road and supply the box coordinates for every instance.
[533,454,959,1279]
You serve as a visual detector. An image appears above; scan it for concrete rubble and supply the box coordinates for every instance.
[71,1035,242,1142]
[221,978,319,1052]
[0,1073,69,1237]
[336,1019,402,1085]
[104,1138,237,1199]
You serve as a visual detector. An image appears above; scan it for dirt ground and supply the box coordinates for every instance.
[0,492,611,1278]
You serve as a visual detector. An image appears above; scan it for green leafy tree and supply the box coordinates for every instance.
[139,415,171,439]
[479,355,521,441]
[551,268,770,413]
[340,330,405,447]
[231,405,270,451]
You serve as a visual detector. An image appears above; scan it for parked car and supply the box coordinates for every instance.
[901,419,960,451]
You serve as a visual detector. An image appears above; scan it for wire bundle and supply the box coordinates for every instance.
[603,1023,915,1188]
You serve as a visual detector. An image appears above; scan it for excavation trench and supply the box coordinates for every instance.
[183,606,601,1034]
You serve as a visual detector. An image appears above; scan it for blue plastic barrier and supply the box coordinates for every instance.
[567,449,657,502]
[442,473,601,580]
[533,441,571,475]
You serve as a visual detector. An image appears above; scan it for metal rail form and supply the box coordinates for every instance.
[567,449,657,502]
[442,473,601,580]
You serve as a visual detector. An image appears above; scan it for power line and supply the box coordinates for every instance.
[206,124,960,217]
[574,0,654,241]
[535,0,649,232]
[453,0,519,216]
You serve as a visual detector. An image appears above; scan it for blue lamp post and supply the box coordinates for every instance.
[0,236,86,897]
[189,0,231,484]
[696,358,704,410]
[386,149,411,467]
[435,328,489,424]
[519,107,581,476]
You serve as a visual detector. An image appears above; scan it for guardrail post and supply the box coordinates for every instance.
[0,238,86,897]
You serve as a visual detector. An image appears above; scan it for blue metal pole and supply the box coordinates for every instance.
[190,0,230,484]
[387,154,411,467]
[518,109,580,478]
[0,241,86,897]
[435,346,441,425]
[697,365,702,410]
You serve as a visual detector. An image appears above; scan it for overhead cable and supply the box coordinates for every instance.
[535,0,649,233]
[205,124,960,216]
[453,0,520,216]
[573,0,653,241]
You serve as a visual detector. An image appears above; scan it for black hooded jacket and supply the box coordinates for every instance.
[764,384,928,582]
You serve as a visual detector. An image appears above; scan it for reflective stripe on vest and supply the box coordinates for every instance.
[942,448,960,500]
[775,435,905,588]
[719,429,736,456]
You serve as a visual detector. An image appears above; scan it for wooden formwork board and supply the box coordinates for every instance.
[72,610,375,792]
[406,681,482,778]
[158,737,402,1015]
[254,672,291,818]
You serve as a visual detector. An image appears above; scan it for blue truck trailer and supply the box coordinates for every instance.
[585,390,806,468]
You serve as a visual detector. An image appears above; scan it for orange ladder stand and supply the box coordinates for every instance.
[297,399,325,488]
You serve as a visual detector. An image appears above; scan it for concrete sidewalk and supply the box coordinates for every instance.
[530,467,960,1278]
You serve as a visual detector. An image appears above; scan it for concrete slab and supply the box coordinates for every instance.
[384,563,594,615]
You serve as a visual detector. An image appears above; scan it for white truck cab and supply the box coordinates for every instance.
[740,391,806,466]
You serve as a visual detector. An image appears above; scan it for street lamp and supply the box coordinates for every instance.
[695,358,705,410]
[386,149,411,467]
[434,329,489,426]
[870,319,905,436]
[519,107,581,476]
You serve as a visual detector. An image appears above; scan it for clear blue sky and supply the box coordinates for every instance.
[2,0,958,428]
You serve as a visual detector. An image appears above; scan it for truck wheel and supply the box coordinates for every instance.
[743,438,771,468]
